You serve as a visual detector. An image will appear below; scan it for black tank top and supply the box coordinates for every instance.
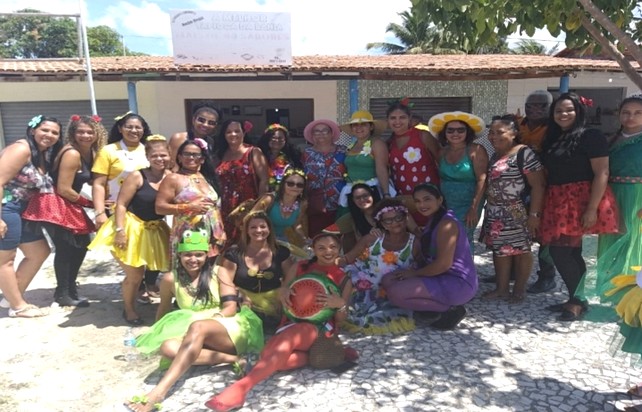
[128,170,164,221]
[51,147,92,192]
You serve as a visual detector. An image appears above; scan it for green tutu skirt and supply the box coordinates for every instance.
[136,306,264,356]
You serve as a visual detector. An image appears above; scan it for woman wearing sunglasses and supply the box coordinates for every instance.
[169,103,220,169]
[339,198,415,334]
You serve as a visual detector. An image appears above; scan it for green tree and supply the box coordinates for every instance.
[411,0,642,89]
[510,39,548,55]
[0,9,145,58]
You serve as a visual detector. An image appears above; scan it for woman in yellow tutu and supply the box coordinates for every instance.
[89,136,171,325]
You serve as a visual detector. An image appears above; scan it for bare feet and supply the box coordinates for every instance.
[125,393,163,412]
[205,384,247,411]
[508,291,526,304]
[481,289,510,300]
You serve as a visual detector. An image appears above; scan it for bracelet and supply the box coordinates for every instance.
[115,227,124,233]
[337,304,348,313]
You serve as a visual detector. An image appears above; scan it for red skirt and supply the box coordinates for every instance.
[22,192,95,235]
[540,181,619,244]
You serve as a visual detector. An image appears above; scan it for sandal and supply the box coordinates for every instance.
[125,395,163,411]
[8,304,49,318]
[558,302,587,322]
[628,383,642,397]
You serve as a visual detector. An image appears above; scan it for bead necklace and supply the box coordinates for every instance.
[280,200,299,214]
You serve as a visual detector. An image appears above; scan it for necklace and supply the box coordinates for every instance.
[280,200,299,214]
[179,169,201,183]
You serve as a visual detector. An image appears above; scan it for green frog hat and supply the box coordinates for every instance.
[177,228,210,252]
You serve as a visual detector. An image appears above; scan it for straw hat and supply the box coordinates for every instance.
[339,110,387,136]
[428,111,485,136]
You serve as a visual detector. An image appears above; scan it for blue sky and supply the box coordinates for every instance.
[0,0,562,56]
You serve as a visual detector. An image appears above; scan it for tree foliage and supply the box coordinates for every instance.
[410,0,642,88]
[510,39,548,55]
[0,9,145,58]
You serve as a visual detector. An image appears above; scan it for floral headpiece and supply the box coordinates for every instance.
[374,205,408,221]
[387,97,414,109]
[70,114,102,123]
[146,134,167,142]
[579,96,594,107]
[243,120,254,134]
[265,123,288,134]
[192,137,208,151]
[114,111,133,121]
[28,115,44,129]
[282,166,306,180]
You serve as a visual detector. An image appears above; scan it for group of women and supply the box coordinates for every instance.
[1,92,641,409]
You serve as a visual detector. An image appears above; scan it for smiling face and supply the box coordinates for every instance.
[268,130,287,153]
[179,251,207,274]
[119,118,144,146]
[619,100,642,135]
[192,110,218,138]
[311,123,334,146]
[387,109,411,135]
[351,187,374,210]
[379,210,407,233]
[553,99,577,131]
[283,175,305,195]
[312,235,341,265]
[147,144,171,171]
[72,122,96,150]
[413,188,443,218]
[178,143,204,171]
[32,121,61,152]
[246,217,271,242]
[488,121,517,154]
[350,122,373,140]
[224,121,244,147]
[444,120,469,146]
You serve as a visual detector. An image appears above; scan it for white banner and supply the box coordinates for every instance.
[170,10,292,66]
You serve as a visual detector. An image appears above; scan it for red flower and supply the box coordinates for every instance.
[70,114,81,122]
[91,115,102,123]
[579,96,593,107]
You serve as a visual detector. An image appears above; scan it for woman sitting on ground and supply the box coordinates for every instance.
[381,184,478,330]
[126,228,264,412]
[340,198,415,334]
[219,211,295,332]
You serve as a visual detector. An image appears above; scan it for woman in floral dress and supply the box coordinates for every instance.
[340,198,415,334]
[480,115,545,303]
[387,98,440,226]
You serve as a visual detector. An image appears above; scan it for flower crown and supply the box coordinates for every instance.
[374,205,408,221]
[70,114,102,123]
[282,166,306,180]
[265,123,288,134]
[387,97,414,109]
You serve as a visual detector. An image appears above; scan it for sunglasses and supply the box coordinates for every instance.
[196,116,217,127]
[380,214,406,225]
[180,152,203,159]
[445,127,467,134]
[285,181,305,188]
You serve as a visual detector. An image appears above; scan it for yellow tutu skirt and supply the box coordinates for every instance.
[606,273,642,327]
[88,212,170,271]
[239,288,281,318]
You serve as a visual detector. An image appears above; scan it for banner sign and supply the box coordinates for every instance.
[170,10,292,66]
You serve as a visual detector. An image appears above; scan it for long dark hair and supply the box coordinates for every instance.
[413,183,448,255]
[214,119,250,160]
[300,233,341,271]
[257,125,302,169]
[239,211,277,255]
[347,183,380,236]
[108,113,152,144]
[25,115,64,172]
[176,244,215,306]
[542,92,587,155]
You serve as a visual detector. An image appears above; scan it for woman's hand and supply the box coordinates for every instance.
[367,228,384,240]
[190,197,215,214]
[0,219,7,239]
[114,231,127,249]
[240,293,252,308]
[527,215,540,237]
[279,286,293,309]
[316,289,345,309]
[386,268,417,282]
[465,207,479,228]
[581,208,598,229]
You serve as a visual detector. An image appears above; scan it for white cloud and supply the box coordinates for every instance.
[101,1,171,38]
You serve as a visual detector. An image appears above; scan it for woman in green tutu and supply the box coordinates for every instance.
[126,229,264,412]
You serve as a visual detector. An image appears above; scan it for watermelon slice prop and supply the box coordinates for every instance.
[284,272,340,324]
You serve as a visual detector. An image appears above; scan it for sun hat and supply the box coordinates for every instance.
[303,119,341,144]
[428,111,485,136]
[339,110,388,136]
[177,228,210,253]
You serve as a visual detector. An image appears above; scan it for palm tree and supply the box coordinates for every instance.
[509,39,548,55]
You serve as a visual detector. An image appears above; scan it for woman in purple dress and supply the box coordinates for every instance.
[381,183,478,330]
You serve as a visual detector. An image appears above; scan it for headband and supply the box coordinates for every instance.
[265,123,288,134]
[374,205,408,221]
[146,134,167,142]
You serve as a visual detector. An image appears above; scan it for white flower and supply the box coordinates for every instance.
[403,147,422,164]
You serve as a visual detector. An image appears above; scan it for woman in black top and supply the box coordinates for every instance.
[218,211,295,330]
[540,93,619,321]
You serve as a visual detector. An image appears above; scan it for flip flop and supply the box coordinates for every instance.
[8,304,49,318]
[124,395,163,411]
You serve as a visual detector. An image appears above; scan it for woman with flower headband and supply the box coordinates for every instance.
[386,98,440,227]
[214,120,269,241]
[381,184,478,330]
[219,211,295,332]
[337,110,395,208]
[249,167,309,250]
[22,115,106,307]
[0,115,63,318]
[540,92,619,321]
[89,136,172,324]
[429,111,488,247]
[257,124,302,191]
[126,228,263,412]
[156,139,226,267]
[339,198,415,334]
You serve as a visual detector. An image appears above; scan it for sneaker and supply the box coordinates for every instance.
[527,278,556,294]
[137,291,151,305]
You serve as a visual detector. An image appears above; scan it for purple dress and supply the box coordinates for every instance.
[419,210,478,311]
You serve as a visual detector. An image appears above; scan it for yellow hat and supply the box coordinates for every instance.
[428,111,485,136]
[340,110,388,137]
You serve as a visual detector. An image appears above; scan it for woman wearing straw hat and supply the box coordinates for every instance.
[301,119,346,237]
[338,110,395,208]
[429,111,488,247]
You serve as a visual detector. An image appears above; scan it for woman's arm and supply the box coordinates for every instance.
[249,192,275,214]
[0,142,30,230]
[155,174,180,215]
[113,171,143,249]
[583,156,609,229]
[524,169,546,236]
[293,200,309,241]
[399,219,458,278]
[216,258,240,317]
[55,148,85,202]
[155,272,176,321]
[420,130,441,161]
[372,138,391,196]
[168,132,186,171]
[92,174,109,228]
[339,231,378,266]
[278,261,299,308]
[465,143,488,228]
[251,147,269,196]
